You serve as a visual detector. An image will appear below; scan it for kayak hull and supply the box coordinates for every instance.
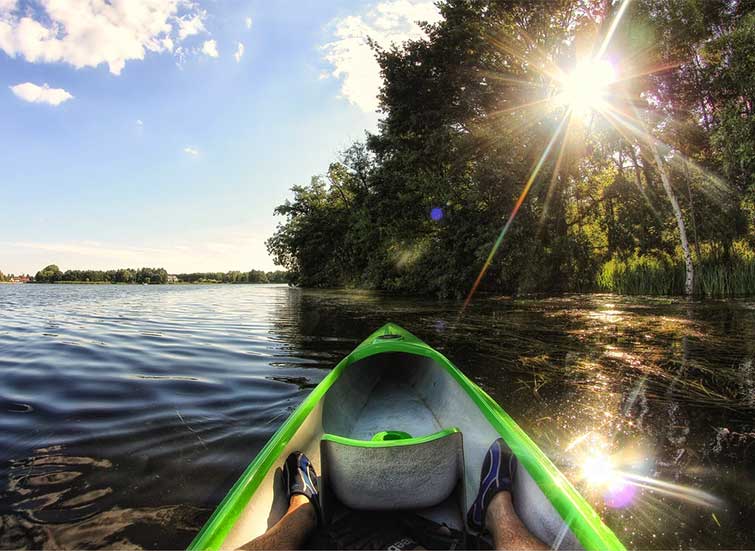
[189,323,624,551]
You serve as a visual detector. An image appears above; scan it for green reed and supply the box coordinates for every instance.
[597,244,755,297]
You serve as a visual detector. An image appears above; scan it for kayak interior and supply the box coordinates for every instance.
[218,348,583,550]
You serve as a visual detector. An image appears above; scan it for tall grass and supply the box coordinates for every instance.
[597,243,755,297]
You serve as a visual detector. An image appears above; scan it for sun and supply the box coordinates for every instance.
[557,60,616,119]
[581,452,619,488]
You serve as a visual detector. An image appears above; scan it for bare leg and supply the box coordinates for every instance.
[237,495,316,550]
[487,491,548,550]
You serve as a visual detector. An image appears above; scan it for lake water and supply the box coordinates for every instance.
[0,284,752,549]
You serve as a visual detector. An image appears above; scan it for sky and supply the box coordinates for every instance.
[0,0,441,274]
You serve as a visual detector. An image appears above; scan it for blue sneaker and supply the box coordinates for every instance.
[466,439,517,533]
[283,451,322,526]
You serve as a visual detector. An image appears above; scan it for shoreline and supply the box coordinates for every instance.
[4,281,289,285]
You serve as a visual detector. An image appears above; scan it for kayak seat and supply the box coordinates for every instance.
[320,427,464,512]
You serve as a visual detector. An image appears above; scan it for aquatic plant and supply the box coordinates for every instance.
[597,244,755,297]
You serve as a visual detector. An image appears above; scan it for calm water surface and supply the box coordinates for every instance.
[0,285,752,549]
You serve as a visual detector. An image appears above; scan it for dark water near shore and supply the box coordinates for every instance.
[0,284,752,549]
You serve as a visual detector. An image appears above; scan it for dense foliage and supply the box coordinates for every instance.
[31,265,288,284]
[268,0,755,297]
[34,265,168,284]
[174,270,288,284]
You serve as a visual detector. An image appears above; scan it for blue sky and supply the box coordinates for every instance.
[0,0,439,274]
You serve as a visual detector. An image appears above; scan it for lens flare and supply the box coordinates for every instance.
[605,480,638,509]
[456,0,731,319]
[460,113,569,314]
[571,437,722,511]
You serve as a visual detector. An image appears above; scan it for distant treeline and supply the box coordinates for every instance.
[173,270,288,284]
[31,265,288,284]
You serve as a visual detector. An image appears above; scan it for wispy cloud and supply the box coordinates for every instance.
[201,39,219,58]
[322,0,441,112]
[0,1,209,75]
[183,146,199,156]
[245,16,253,30]
[136,119,144,126]
[8,240,167,259]
[234,42,245,63]
[3,228,277,272]
[10,82,73,105]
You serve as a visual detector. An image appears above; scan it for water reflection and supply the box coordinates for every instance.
[0,285,752,548]
[6,446,112,524]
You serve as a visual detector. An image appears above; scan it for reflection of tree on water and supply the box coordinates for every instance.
[4,445,113,523]
[662,305,692,467]
[0,445,202,548]
[1,503,200,549]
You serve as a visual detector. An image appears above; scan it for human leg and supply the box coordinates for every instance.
[237,494,316,551]
[467,439,548,550]
[486,491,547,550]
[237,451,321,551]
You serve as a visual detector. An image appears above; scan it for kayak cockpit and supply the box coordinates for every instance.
[218,350,584,550]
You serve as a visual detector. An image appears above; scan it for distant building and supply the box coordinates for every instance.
[167,274,179,283]
[9,275,32,283]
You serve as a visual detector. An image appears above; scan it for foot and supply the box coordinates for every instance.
[466,438,517,534]
[283,451,322,526]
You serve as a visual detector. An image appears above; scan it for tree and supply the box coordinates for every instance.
[247,269,269,283]
[135,267,168,284]
[267,0,754,297]
[650,143,695,294]
[35,264,62,283]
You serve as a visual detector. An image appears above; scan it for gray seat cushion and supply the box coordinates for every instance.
[320,428,464,511]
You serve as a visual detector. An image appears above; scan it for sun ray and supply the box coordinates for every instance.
[600,104,734,203]
[460,112,570,314]
[485,97,553,121]
[613,60,683,84]
[486,32,567,85]
[621,473,722,508]
[536,114,572,236]
[589,105,661,220]
[477,70,544,89]
[595,0,632,60]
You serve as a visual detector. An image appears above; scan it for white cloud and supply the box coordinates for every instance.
[177,12,206,40]
[0,0,16,15]
[234,41,244,63]
[201,39,218,58]
[136,119,144,126]
[322,0,441,112]
[245,16,253,30]
[183,146,199,156]
[0,1,209,75]
[10,82,73,105]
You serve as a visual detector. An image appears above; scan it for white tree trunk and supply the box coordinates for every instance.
[650,147,695,295]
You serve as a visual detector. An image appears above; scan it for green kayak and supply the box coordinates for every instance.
[189,323,624,550]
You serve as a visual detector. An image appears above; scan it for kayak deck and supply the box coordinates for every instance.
[189,324,624,551]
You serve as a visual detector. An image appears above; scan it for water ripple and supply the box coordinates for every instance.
[0,285,752,549]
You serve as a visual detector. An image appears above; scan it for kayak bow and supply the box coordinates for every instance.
[189,323,624,551]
